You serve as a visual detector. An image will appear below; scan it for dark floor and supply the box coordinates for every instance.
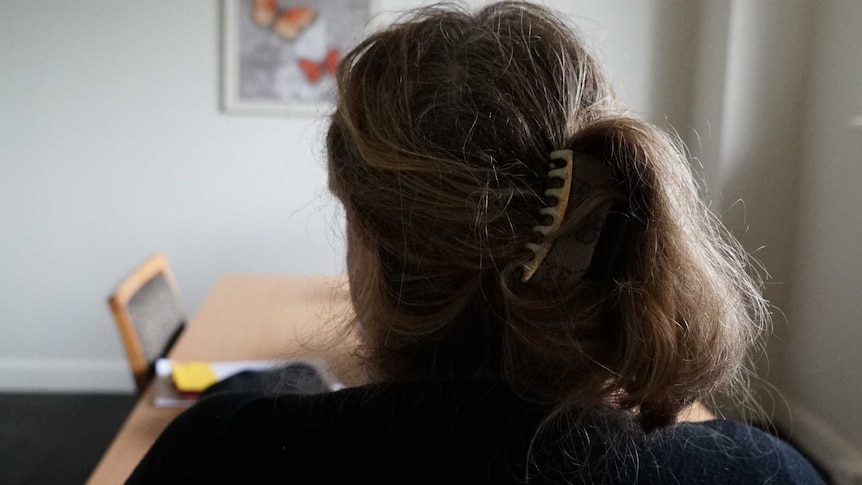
[0,393,136,485]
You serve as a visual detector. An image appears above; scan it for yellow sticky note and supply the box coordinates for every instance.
[171,361,219,392]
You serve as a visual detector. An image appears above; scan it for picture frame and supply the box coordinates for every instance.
[220,0,376,117]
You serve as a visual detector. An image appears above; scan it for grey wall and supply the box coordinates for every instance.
[783,0,862,455]
[0,1,345,390]
[684,0,816,403]
[681,0,862,464]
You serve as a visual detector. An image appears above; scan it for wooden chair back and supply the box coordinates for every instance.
[108,253,186,395]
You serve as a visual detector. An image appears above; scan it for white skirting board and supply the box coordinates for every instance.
[0,358,135,393]
[771,396,862,485]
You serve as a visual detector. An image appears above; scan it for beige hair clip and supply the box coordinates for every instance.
[522,149,574,282]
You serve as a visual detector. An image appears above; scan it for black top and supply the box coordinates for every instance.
[128,379,826,484]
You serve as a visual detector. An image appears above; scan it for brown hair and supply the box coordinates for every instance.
[326,1,768,431]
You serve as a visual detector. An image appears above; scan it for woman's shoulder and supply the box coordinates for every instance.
[127,383,826,484]
[125,381,529,483]
[638,419,827,484]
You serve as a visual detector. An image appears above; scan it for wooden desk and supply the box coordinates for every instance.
[87,274,358,485]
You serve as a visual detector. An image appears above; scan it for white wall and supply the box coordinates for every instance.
[684,0,816,398]
[783,0,862,456]
[0,1,345,391]
[0,0,691,392]
[681,0,862,473]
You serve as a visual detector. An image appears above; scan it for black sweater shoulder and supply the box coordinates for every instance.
[127,381,826,484]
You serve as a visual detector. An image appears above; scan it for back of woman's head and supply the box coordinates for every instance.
[326,1,768,430]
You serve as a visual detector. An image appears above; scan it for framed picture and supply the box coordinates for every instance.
[221,0,374,116]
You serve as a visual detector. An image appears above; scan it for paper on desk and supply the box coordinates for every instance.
[152,357,343,408]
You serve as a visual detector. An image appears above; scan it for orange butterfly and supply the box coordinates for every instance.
[251,0,278,27]
[276,7,315,40]
[299,48,339,83]
[252,2,316,41]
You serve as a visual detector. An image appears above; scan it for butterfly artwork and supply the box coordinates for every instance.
[251,0,316,41]
[225,0,371,114]
[298,48,339,83]
[275,7,316,40]
[249,1,331,84]
[251,0,278,27]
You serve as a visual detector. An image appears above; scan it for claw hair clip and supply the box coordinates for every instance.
[522,149,574,282]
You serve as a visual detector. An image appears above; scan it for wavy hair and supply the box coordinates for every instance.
[325,1,769,431]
